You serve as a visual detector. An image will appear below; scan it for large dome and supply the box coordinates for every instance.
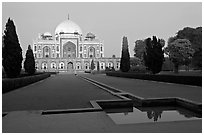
[55,20,82,35]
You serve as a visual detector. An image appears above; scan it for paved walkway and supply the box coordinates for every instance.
[3,74,118,112]
[80,74,202,103]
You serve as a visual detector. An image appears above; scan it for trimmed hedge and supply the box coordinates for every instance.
[84,70,91,73]
[106,72,202,86]
[2,73,51,93]
[84,70,107,74]
[48,71,59,75]
[129,66,147,73]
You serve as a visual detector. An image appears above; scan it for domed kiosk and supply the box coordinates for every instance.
[32,16,120,72]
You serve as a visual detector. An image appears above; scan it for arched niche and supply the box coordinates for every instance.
[88,46,95,58]
[43,46,51,58]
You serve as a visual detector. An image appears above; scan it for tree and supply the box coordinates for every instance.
[162,57,174,71]
[24,45,36,75]
[133,40,146,65]
[143,36,164,74]
[120,36,130,72]
[134,40,145,59]
[176,27,202,69]
[97,61,100,71]
[134,39,165,66]
[167,36,177,46]
[159,39,165,47]
[2,18,23,78]
[90,59,95,70]
[130,57,141,67]
[164,38,194,73]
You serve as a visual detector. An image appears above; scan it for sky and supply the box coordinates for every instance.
[2,2,202,58]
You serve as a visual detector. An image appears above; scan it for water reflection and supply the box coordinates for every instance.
[177,107,201,118]
[106,106,201,124]
[124,112,128,115]
[138,106,201,121]
[146,110,162,121]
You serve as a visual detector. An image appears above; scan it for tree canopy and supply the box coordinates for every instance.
[143,36,164,74]
[2,18,23,78]
[134,38,165,66]
[176,27,202,68]
[120,36,130,72]
[164,38,194,73]
[24,45,36,75]
[134,40,146,60]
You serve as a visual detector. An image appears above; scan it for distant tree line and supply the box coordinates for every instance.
[133,26,202,73]
[131,36,165,74]
[120,35,164,74]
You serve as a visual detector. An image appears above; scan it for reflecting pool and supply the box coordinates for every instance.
[106,106,201,124]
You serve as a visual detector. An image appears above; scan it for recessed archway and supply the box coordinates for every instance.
[67,62,73,70]
[88,47,95,58]
[63,41,76,58]
[43,46,51,58]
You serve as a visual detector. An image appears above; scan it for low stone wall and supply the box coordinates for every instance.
[2,73,51,94]
[106,72,202,86]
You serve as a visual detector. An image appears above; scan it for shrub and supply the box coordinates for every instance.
[105,67,111,71]
[106,72,201,86]
[111,67,115,71]
[105,67,115,72]
[85,70,91,73]
[91,70,106,74]
[130,65,147,73]
[2,73,51,93]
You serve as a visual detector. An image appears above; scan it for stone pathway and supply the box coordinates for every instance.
[3,74,118,112]
[80,74,202,103]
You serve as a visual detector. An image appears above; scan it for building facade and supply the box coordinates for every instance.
[33,18,120,72]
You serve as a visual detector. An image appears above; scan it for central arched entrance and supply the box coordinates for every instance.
[63,41,76,58]
[67,62,74,72]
